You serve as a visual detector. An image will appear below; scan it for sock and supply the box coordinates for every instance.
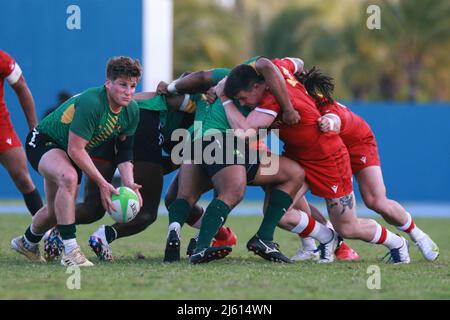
[191,207,205,229]
[257,189,292,241]
[24,225,44,247]
[22,189,43,216]
[370,222,403,249]
[105,225,117,243]
[196,199,231,251]
[290,210,333,244]
[397,211,425,242]
[57,224,78,254]
[168,198,192,226]
[63,239,78,254]
[301,237,317,251]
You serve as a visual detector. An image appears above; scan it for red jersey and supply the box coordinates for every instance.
[0,50,21,122]
[256,58,343,161]
[0,50,23,152]
[254,58,353,198]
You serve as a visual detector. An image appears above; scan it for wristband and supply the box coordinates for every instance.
[167,80,178,94]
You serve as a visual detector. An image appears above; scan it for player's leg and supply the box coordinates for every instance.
[37,149,92,266]
[164,163,212,262]
[0,146,43,215]
[356,165,439,260]
[325,192,410,264]
[189,164,245,264]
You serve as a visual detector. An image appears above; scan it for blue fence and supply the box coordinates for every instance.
[1,1,449,202]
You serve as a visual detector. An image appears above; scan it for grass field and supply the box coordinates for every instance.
[0,214,449,300]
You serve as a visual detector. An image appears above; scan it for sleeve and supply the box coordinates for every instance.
[255,94,280,118]
[121,104,140,136]
[69,93,101,141]
[278,58,299,74]
[0,51,21,84]
[210,68,230,85]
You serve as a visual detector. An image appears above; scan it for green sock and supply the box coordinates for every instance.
[257,189,292,241]
[168,198,192,226]
[196,199,231,251]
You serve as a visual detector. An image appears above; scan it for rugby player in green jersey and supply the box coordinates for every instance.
[11,56,142,267]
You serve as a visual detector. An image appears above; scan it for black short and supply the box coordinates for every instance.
[190,133,261,184]
[89,109,163,166]
[90,139,116,163]
[134,109,163,164]
[25,129,82,184]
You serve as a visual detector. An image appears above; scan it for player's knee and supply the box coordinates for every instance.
[57,171,78,192]
[365,196,388,213]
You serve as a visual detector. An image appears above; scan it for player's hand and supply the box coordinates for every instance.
[156,81,169,95]
[317,116,332,132]
[125,183,143,208]
[214,77,228,100]
[270,119,283,129]
[205,88,217,104]
[282,108,300,125]
[99,182,119,213]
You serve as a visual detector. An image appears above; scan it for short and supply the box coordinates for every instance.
[347,135,381,174]
[25,129,82,184]
[90,139,115,164]
[0,122,22,154]
[190,133,261,184]
[133,109,163,164]
[288,145,353,199]
[89,109,163,166]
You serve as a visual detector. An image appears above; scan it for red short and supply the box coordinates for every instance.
[347,134,381,174]
[287,145,353,198]
[0,122,22,154]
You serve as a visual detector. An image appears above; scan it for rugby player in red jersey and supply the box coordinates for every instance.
[0,50,43,216]
[221,57,411,264]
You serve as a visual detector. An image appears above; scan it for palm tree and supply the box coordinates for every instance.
[173,0,245,76]
[373,0,450,101]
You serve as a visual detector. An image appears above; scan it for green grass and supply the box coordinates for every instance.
[0,214,449,299]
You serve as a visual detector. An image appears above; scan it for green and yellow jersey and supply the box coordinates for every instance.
[37,86,139,152]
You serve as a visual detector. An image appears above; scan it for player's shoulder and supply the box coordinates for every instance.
[75,86,105,106]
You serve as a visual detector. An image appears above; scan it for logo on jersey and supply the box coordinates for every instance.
[361,156,367,164]
[331,185,339,193]
[6,138,12,145]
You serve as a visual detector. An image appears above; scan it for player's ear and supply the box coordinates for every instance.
[105,79,112,89]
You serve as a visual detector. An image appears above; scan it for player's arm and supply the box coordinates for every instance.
[254,57,299,125]
[216,80,273,139]
[115,135,143,206]
[284,57,305,77]
[9,73,38,130]
[158,69,226,95]
[133,91,157,100]
[317,113,341,133]
[67,132,118,212]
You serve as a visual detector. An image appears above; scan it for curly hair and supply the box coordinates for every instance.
[106,56,142,81]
